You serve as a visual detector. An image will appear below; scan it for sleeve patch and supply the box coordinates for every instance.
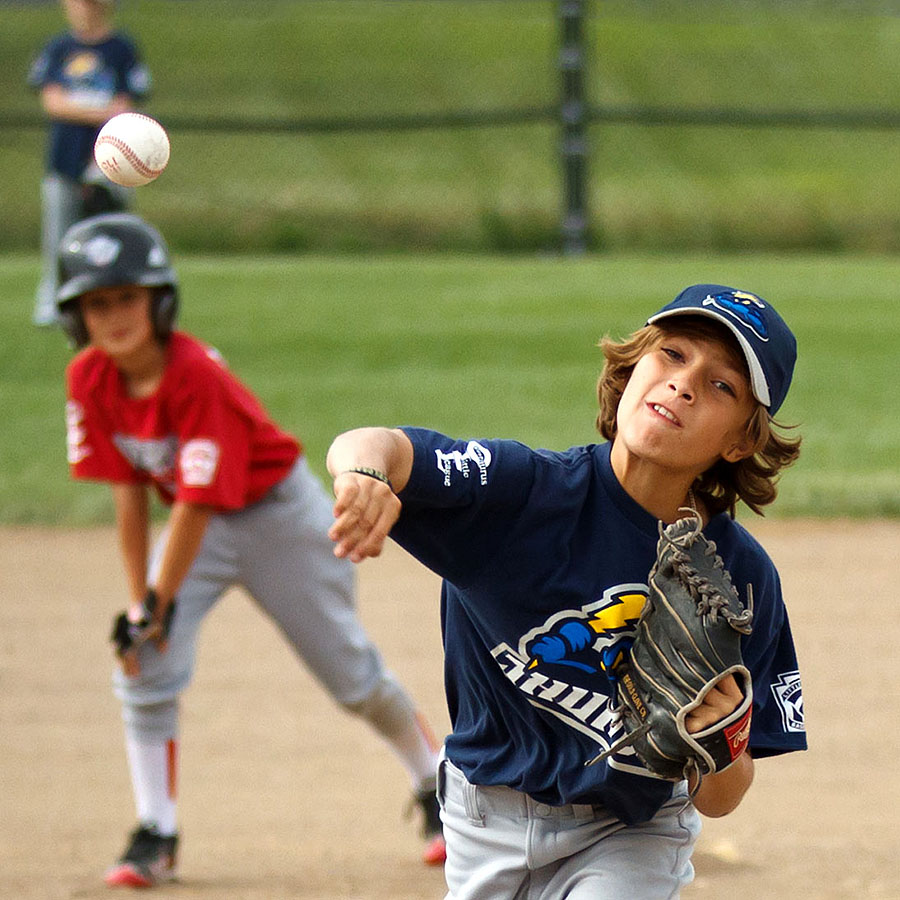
[770,670,804,733]
[65,400,92,465]
[434,440,492,486]
[179,438,220,487]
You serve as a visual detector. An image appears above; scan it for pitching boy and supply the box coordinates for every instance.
[56,213,446,887]
[29,0,150,325]
[327,284,807,898]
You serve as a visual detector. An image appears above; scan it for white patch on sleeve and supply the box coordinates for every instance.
[770,670,804,733]
[65,400,92,464]
[179,439,220,487]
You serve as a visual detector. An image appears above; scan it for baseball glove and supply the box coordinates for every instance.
[111,589,176,670]
[589,511,754,782]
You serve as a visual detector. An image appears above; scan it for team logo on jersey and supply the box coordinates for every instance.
[702,290,769,341]
[770,669,804,732]
[64,51,100,79]
[522,588,646,680]
[491,585,653,776]
[180,439,220,487]
[435,440,492,487]
[113,433,177,483]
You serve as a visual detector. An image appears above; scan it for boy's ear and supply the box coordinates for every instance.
[722,435,754,463]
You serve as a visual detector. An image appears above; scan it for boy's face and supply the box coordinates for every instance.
[79,284,155,358]
[62,0,111,33]
[614,331,757,478]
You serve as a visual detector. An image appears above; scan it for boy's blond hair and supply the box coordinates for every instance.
[596,316,801,517]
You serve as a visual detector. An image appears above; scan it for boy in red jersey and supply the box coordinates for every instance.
[56,213,446,888]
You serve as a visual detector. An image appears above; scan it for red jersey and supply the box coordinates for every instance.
[65,331,302,509]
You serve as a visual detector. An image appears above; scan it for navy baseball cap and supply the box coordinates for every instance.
[646,284,796,415]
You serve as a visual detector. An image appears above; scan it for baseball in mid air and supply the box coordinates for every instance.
[94,112,170,187]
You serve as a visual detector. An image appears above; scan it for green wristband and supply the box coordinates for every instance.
[345,466,393,491]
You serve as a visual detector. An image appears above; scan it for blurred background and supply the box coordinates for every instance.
[1,0,898,524]
[3,0,898,255]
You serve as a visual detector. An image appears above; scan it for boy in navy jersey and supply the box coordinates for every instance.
[327,284,806,898]
[28,0,150,325]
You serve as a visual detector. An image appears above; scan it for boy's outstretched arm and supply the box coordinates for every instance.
[326,427,414,563]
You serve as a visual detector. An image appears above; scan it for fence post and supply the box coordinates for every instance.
[559,0,589,255]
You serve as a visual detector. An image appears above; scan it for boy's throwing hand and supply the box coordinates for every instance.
[329,471,401,563]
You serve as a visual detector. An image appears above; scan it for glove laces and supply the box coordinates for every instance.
[659,515,754,634]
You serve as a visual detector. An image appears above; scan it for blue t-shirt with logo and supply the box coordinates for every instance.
[392,428,806,826]
[28,31,151,180]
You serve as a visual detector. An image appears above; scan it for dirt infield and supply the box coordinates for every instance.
[1,520,897,899]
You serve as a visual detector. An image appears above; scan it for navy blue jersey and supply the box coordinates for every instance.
[392,428,806,826]
[28,32,150,180]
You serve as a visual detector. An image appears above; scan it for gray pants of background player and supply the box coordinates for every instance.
[437,756,701,900]
[114,457,415,749]
[34,170,131,324]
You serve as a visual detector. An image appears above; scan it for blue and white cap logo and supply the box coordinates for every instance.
[702,290,768,341]
[647,283,797,415]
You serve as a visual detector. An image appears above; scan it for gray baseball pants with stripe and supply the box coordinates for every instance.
[114,457,414,744]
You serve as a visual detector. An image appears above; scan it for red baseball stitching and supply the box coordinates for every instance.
[96,126,167,179]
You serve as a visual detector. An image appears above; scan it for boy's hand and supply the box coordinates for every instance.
[329,471,401,563]
[110,589,176,676]
[685,673,745,733]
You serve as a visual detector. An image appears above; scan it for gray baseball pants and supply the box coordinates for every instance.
[437,755,701,900]
[35,171,132,323]
[114,457,407,740]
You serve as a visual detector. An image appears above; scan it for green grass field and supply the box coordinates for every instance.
[2,1,897,253]
[3,251,897,524]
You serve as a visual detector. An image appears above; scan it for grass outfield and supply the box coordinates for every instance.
[2,251,897,524]
[2,1,897,253]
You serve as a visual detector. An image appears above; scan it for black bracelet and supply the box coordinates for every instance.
[345,466,393,491]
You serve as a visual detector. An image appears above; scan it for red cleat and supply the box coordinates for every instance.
[413,784,446,867]
[104,824,178,888]
[422,833,447,867]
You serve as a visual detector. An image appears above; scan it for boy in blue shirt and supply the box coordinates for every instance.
[28,0,151,325]
[326,284,806,898]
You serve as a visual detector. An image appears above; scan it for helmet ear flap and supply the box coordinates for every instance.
[152,288,178,339]
[58,304,89,349]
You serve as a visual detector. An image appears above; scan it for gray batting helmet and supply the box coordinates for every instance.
[56,213,179,348]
